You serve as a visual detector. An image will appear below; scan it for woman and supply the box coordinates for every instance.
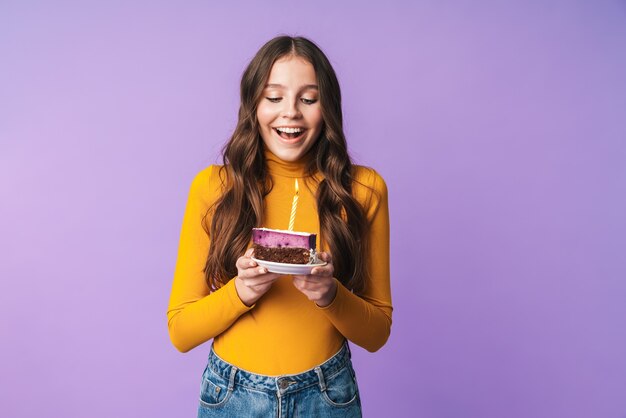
[167,35,392,417]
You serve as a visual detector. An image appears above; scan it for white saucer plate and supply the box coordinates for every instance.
[251,257,327,275]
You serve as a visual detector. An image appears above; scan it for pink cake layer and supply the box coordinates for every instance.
[252,228,316,249]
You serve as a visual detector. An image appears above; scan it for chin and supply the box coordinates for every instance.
[266,139,317,163]
[272,148,305,162]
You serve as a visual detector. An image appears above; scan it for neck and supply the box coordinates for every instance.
[264,147,314,178]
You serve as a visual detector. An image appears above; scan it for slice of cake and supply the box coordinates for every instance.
[252,228,316,264]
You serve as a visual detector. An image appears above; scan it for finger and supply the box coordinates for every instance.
[292,275,306,284]
[311,266,334,277]
[246,273,280,287]
[236,257,253,270]
[292,275,324,289]
[291,276,307,291]
[245,248,254,257]
[292,274,315,283]
[241,266,268,278]
[319,252,332,263]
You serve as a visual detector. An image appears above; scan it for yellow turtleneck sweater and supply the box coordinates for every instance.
[167,149,392,375]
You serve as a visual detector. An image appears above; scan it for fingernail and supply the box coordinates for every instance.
[259,268,267,274]
[250,261,256,267]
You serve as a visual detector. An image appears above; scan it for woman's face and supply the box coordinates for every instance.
[256,55,323,162]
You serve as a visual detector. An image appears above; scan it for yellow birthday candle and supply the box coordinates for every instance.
[288,179,299,231]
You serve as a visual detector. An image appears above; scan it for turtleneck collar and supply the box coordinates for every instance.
[264,147,314,178]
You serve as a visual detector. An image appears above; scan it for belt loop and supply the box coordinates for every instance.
[228,365,238,391]
[314,366,326,392]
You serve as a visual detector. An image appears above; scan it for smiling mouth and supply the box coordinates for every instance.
[273,127,307,140]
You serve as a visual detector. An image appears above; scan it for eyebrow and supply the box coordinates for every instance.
[264,83,319,90]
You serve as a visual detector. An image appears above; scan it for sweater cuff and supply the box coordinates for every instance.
[315,278,343,311]
[225,277,256,311]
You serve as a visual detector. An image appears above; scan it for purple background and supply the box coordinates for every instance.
[2,1,625,417]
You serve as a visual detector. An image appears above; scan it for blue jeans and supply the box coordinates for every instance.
[197,342,362,417]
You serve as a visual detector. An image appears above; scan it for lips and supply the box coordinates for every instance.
[273,127,307,141]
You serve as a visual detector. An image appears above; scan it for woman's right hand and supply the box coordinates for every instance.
[234,248,281,306]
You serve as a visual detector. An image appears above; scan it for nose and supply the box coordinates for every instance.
[281,97,302,119]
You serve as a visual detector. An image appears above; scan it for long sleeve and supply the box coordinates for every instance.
[167,157,393,374]
[317,169,393,352]
[167,166,253,353]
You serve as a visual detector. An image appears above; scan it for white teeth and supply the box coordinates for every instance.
[276,127,304,134]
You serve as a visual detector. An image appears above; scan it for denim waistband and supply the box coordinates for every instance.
[207,342,352,395]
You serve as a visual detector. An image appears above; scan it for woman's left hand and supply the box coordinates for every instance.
[292,252,337,307]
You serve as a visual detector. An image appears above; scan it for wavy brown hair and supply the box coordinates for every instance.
[203,36,370,293]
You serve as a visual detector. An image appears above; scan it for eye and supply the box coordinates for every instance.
[301,98,318,105]
[265,97,281,103]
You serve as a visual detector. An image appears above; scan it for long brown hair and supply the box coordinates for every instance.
[203,36,370,293]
